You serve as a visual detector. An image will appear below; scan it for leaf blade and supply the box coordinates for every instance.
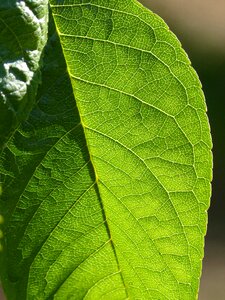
[0,0,212,299]
[0,0,48,149]
[50,0,212,298]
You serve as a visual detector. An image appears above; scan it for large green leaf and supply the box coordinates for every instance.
[0,0,48,149]
[0,0,212,299]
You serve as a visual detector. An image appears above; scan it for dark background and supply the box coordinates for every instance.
[140,1,225,299]
[1,1,224,299]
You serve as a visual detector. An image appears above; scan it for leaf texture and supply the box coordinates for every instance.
[0,0,48,149]
[0,0,212,299]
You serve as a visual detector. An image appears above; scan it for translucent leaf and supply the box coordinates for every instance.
[0,0,212,299]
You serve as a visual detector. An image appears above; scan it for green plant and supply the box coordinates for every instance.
[0,0,212,299]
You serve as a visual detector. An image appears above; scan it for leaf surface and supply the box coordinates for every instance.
[0,0,212,299]
[0,0,48,149]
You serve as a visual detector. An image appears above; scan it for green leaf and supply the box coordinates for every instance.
[0,0,212,299]
[0,0,48,149]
